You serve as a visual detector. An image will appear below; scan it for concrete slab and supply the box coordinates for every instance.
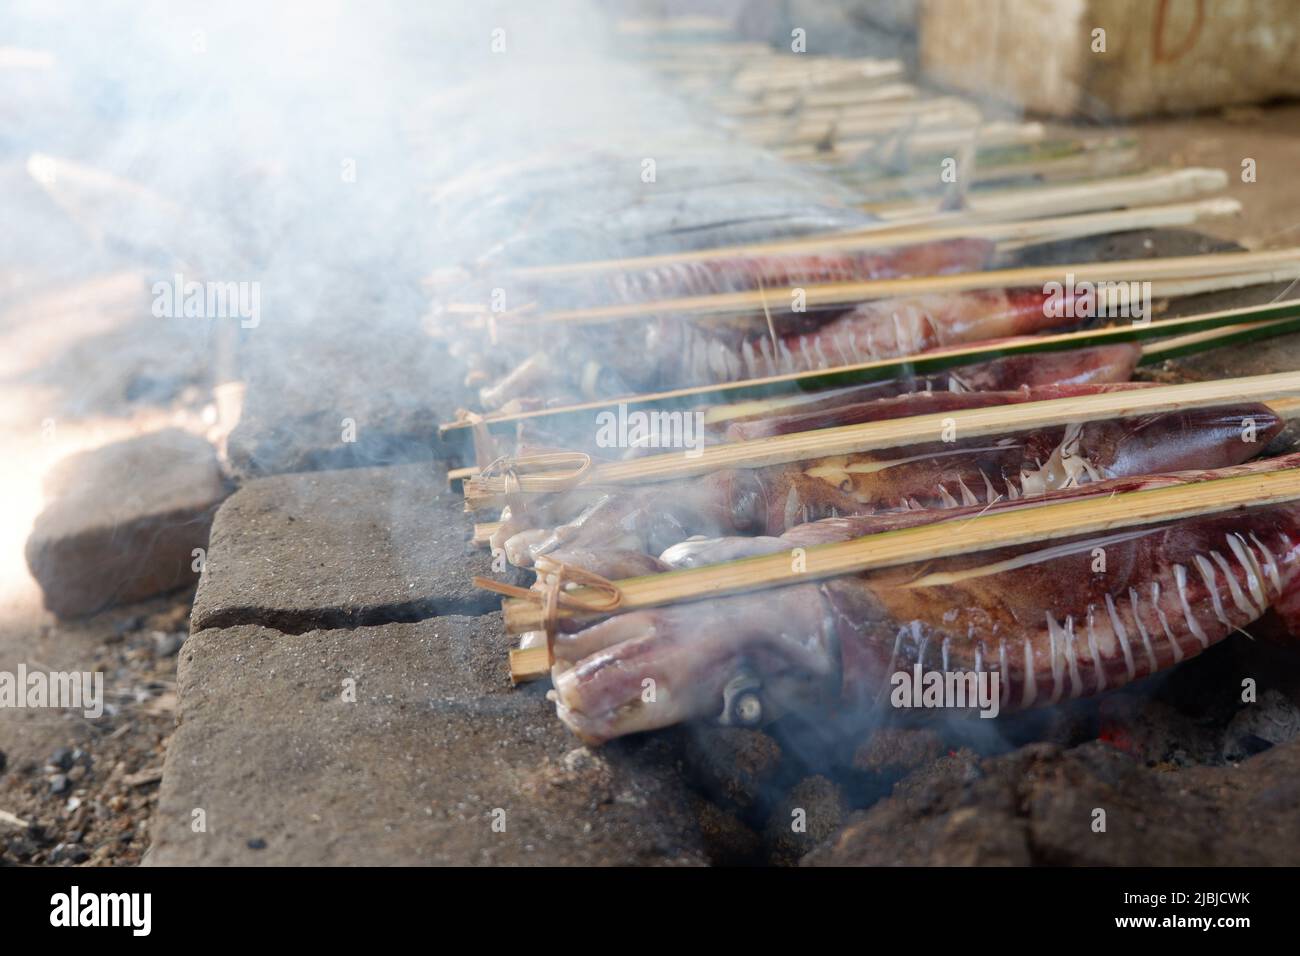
[191,461,524,632]
[147,616,709,865]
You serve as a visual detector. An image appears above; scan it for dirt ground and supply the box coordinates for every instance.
[1087,101,1300,251]
[0,592,188,865]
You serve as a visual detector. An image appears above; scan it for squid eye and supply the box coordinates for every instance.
[644,513,688,556]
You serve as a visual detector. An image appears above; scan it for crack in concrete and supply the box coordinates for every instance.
[193,593,502,636]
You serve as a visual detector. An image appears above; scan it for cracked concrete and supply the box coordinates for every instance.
[191,461,527,633]
[147,617,710,865]
[158,460,716,865]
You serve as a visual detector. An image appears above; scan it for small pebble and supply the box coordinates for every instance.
[49,747,74,771]
[49,774,70,795]
[5,837,36,861]
[50,843,89,864]
[247,838,267,850]
[110,615,144,640]
[153,631,185,657]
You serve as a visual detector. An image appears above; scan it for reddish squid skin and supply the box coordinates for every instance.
[551,491,1300,744]
[742,400,1279,532]
[484,240,999,402]
[663,452,1300,569]
[725,380,1149,441]
[508,340,1143,458]
[583,237,996,305]
[721,341,1143,442]
[788,287,1073,362]
[504,399,1281,570]
[634,286,1091,390]
[548,455,1300,742]
[833,505,1300,713]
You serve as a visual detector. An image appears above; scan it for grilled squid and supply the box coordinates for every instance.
[552,477,1300,744]
[499,396,1281,576]
[533,238,996,307]
[479,284,1094,408]
[494,340,1142,462]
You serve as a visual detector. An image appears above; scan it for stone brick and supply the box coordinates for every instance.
[25,428,226,617]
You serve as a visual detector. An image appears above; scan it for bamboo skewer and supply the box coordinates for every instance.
[468,392,1300,550]
[466,168,1229,288]
[615,16,737,37]
[498,463,1300,635]
[502,195,1239,282]
[728,59,906,95]
[440,299,1300,442]
[867,167,1228,223]
[835,141,1142,200]
[715,82,921,117]
[780,120,1046,162]
[739,100,983,148]
[497,247,1300,326]
[464,323,1300,546]
[1141,318,1300,359]
[991,198,1239,250]
[731,92,959,125]
[463,370,1300,509]
[633,40,770,58]
[426,168,1229,291]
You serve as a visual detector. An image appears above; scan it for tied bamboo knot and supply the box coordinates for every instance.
[474,558,623,643]
[478,452,592,496]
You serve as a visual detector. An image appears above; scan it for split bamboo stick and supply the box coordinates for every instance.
[779,120,1045,162]
[434,169,1226,288]
[740,100,983,148]
[463,370,1300,509]
[467,392,1300,550]
[615,16,736,37]
[440,298,1300,441]
[501,247,1300,326]
[715,82,921,117]
[504,195,1239,282]
[735,92,961,125]
[867,167,1227,223]
[835,141,1142,200]
[498,463,1300,634]
[729,59,905,94]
